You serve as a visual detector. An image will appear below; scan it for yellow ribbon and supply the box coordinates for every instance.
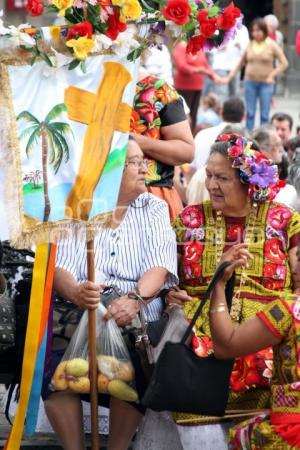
[4,243,49,450]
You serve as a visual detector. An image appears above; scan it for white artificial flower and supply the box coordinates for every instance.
[166,21,182,38]
[111,29,140,58]
[42,48,73,77]
[0,21,35,47]
[92,34,113,53]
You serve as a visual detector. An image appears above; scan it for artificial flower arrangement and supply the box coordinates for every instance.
[216,133,285,203]
[0,0,242,69]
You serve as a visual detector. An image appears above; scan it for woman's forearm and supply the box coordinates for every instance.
[133,124,194,166]
[209,282,236,355]
[210,282,280,359]
[54,267,78,302]
[137,267,168,299]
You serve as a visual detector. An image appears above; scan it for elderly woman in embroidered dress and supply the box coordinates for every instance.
[167,134,300,450]
[43,138,178,450]
[209,243,300,449]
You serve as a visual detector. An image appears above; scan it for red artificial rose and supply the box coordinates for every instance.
[26,0,44,16]
[264,238,285,264]
[263,263,277,278]
[196,8,208,22]
[184,241,204,264]
[105,10,127,40]
[181,205,204,228]
[217,1,241,31]
[162,0,191,25]
[186,34,206,54]
[199,18,218,38]
[67,21,93,40]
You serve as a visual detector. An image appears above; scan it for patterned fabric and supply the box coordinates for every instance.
[229,295,300,449]
[173,200,300,423]
[130,75,186,188]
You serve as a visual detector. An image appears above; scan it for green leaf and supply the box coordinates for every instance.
[80,60,87,74]
[44,104,67,124]
[19,125,39,143]
[30,55,37,66]
[68,58,81,70]
[46,3,59,12]
[25,129,40,157]
[48,122,74,140]
[20,45,35,52]
[127,46,143,62]
[154,79,165,90]
[40,52,53,67]
[17,111,40,125]
[208,6,219,17]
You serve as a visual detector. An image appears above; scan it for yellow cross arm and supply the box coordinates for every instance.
[64,86,96,124]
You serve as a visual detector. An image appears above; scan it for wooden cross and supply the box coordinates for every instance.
[65,61,132,220]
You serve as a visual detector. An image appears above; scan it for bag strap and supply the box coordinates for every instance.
[181,261,232,344]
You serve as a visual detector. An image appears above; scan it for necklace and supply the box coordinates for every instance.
[215,203,258,322]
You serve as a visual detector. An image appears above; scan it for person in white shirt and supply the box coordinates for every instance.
[191,97,245,172]
[142,45,174,86]
[44,137,178,450]
[252,125,299,210]
[207,24,249,103]
[187,122,247,205]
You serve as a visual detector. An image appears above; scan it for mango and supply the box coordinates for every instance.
[51,361,68,390]
[97,374,109,393]
[116,362,135,382]
[108,379,138,402]
[65,358,89,377]
[68,376,90,393]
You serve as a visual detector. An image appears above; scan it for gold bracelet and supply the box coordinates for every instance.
[209,306,227,314]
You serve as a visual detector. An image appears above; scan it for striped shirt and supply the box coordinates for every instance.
[56,193,178,321]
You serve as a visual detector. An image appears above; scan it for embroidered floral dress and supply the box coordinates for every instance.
[229,294,300,449]
[173,200,300,424]
[130,75,186,188]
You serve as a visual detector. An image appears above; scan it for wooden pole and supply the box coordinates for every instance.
[86,239,99,450]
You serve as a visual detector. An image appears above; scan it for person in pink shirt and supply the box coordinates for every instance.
[296,30,300,56]
[172,41,220,132]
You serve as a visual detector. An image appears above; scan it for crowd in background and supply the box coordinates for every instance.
[141,13,300,213]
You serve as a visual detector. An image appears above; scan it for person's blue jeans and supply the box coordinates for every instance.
[244,80,274,131]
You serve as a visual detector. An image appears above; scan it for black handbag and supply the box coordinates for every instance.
[142,261,235,416]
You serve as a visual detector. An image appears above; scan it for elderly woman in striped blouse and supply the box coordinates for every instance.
[43,137,178,450]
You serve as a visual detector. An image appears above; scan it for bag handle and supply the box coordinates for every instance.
[181,261,232,344]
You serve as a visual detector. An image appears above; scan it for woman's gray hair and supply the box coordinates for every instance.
[289,148,300,196]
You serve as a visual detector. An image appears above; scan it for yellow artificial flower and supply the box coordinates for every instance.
[66,36,95,60]
[112,0,142,21]
[49,26,61,41]
[51,0,73,16]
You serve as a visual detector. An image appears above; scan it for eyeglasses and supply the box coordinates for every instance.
[124,158,148,169]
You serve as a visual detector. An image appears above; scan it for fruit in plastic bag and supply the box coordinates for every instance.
[51,361,68,390]
[116,361,135,382]
[65,358,89,377]
[97,355,120,380]
[108,379,138,402]
[97,374,109,393]
[68,376,90,393]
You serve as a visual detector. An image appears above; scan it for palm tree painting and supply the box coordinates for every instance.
[17,103,73,222]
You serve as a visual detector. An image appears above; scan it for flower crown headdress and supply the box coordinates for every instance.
[216,133,285,203]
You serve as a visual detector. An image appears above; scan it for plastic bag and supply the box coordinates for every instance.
[51,303,138,402]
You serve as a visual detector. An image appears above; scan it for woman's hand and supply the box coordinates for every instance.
[219,244,253,283]
[165,287,192,307]
[72,281,104,310]
[104,296,140,326]
[266,75,274,84]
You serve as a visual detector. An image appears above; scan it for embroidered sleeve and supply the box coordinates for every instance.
[288,210,300,249]
[257,299,292,339]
